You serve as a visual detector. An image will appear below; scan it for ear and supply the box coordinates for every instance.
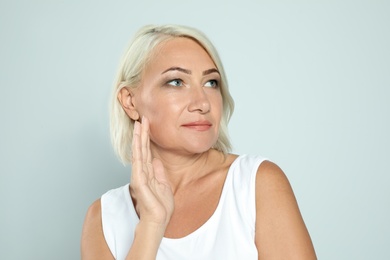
[117,87,140,121]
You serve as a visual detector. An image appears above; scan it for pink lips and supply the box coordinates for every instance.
[182,120,212,131]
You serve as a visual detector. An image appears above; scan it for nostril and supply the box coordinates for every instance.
[188,97,211,113]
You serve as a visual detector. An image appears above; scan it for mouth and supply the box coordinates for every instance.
[182,120,212,131]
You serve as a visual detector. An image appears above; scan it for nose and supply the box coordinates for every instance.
[188,86,211,114]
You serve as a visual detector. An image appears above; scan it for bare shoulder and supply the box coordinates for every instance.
[255,161,317,259]
[256,160,290,190]
[81,199,114,260]
[84,199,102,223]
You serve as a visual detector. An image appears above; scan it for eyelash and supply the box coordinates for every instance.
[165,79,219,88]
[204,79,219,88]
[166,79,184,87]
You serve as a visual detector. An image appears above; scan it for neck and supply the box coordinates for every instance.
[150,148,224,192]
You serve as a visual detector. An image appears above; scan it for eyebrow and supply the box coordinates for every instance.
[162,67,191,75]
[202,68,220,76]
[161,67,220,76]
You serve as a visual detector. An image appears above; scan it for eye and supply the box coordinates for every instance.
[204,80,219,88]
[166,79,183,87]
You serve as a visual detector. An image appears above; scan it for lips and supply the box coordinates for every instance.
[182,120,212,131]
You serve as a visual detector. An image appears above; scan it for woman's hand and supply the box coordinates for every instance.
[130,117,174,229]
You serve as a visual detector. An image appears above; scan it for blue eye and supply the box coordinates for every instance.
[204,80,219,88]
[167,79,183,87]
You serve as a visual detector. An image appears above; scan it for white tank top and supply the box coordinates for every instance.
[101,154,267,260]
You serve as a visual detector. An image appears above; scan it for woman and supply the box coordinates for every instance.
[81,24,317,259]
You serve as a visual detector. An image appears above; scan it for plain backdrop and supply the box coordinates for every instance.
[1,0,389,259]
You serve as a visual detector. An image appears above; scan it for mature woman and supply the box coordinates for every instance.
[81,24,316,259]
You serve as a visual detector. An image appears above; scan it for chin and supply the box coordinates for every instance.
[182,139,217,154]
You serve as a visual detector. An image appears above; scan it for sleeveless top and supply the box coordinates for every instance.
[101,154,267,260]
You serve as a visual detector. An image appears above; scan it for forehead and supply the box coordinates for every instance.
[146,37,216,71]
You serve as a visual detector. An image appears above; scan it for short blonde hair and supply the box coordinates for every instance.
[110,24,235,164]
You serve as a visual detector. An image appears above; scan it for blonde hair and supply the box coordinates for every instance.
[110,24,235,164]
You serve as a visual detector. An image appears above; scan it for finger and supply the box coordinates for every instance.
[141,117,155,179]
[143,117,152,164]
[140,116,149,166]
[131,121,142,182]
[153,158,170,187]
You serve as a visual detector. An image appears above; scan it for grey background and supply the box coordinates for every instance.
[1,0,389,259]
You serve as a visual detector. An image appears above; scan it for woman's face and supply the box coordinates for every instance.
[132,37,223,155]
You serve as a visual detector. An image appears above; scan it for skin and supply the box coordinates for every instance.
[81,37,317,259]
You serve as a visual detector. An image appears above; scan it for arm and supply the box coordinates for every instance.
[126,118,174,259]
[80,198,167,260]
[81,118,174,260]
[255,161,317,259]
[81,199,114,260]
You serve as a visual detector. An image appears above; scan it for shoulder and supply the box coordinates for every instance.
[256,160,291,193]
[81,199,114,259]
[82,199,102,239]
[81,199,104,244]
[255,161,317,259]
[227,154,267,173]
[255,161,297,224]
[85,199,102,220]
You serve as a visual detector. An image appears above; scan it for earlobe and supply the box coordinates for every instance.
[118,87,140,121]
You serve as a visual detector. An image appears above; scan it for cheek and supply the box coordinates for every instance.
[142,95,183,125]
[146,100,183,145]
[137,91,163,118]
[212,94,223,117]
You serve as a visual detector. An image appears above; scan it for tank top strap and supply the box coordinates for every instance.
[101,183,137,259]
